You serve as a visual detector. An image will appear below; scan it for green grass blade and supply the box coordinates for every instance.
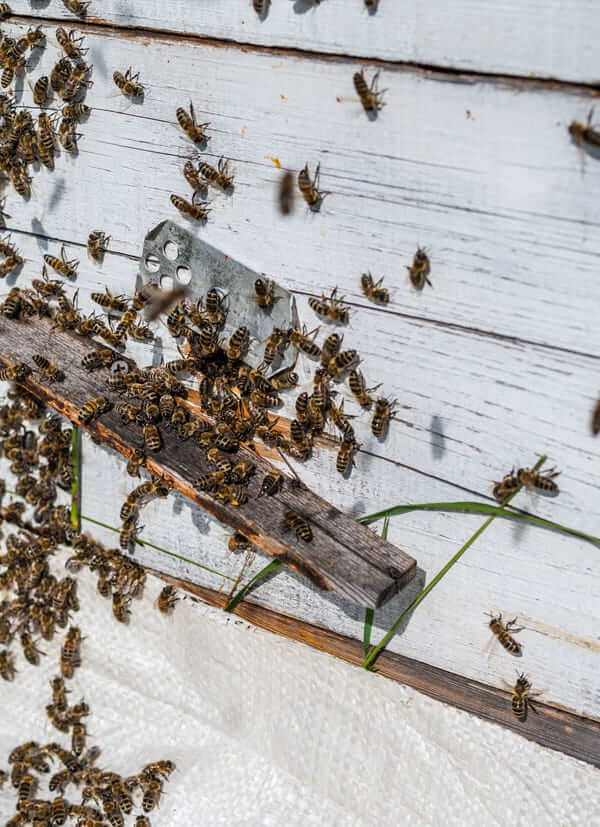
[362,517,389,656]
[70,425,80,533]
[224,559,283,613]
[361,456,546,671]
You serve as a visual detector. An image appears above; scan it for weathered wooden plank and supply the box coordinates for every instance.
[1,23,600,358]
[19,1,600,85]
[155,569,600,769]
[0,315,416,607]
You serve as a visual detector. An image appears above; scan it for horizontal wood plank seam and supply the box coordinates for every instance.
[9,13,600,95]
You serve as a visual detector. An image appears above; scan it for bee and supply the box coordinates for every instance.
[197,157,234,190]
[32,267,64,297]
[297,162,328,209]
[309,287,349,323]
[0,648,15,680]
[156,584,178,614]
[288,325,321,357]
[250,388,281,408]
[0,252,23,277]
[492,469,520,502]
[348,369,377,408]
[119,516,138,551]
[487,613,523,655]
[11,162,31,198]
[44,245,79,279]
[262,327,288,366]
[183,159,207,193]
[70,722,86,756]
[170,193,210,221]
[49,769,72,794]
[353,68,386,113]
[51,57,71,93]
[87,231,110,262]
[569,108,600,148]
[0,360,31,379]
[207,447,233,474]
[257,469,283,498]
[37,112,57,168]
[136,817,151,827]
[142,759,175,779]
[194,471,226,492]
[285,511,313,542]
[360,271,389,303]
[78,397,111,424]
[592,399,600,435]
[176,102,210,143]
[0,3,11,19]
[82,348,118,371]
[62,101,91,121]
[20,631,44,665]
[215,483,248,506]
[509,672,541,721]
[226,325,249,361]
[327,349,358,377]
[18,772,35,800]
[31,75,50,106]
[60,627,80,678]
[317,332,340,369]
[270,368,298,390]
[371,396,397,437]
[56,27,86,60]
[50,796,68,824]
[113,66,144,97]
[58,117,80,152]
[32,355,63,383]
[63,0,90,15]
[116,402,142,426]
[517,466,560,494]
[253,277,276,311]
[143,423,161,452]
[278,169,294,215]
[142,778,162,812]
[205,286,226,325]
[110,591,130,623]
[51,676,69,711]
[329,399,355,439]
[407,247,432,289]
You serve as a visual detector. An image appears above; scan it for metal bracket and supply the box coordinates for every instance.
[137,220,298,374]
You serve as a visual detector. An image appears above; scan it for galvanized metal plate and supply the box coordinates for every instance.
[137,220,298,374]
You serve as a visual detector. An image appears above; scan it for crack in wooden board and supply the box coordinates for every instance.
[0,316,416,607]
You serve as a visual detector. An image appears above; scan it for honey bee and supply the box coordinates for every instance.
[194,470,226,492]
[49,769,72,794]
[517,466,560,494]
[115,402,142,426]
[216,483,248,506]
[31,75,50,106]
[348,369,377,408]
[360,271,389,303]
[61,101,91,121]
[136,817,151,827]
[20,631,44,665]
[113,66,144,97]
[0,648,16,680]
[0,360,31,379]
[407,247,432,289]
[353,68,386,113]
[205,286,227,325]
[71,722,86,756]
[508,672,540,720]
[569,108,600,148]
[61,626,81,678]
[50,796,68,824]
[143,423,161,452]
[262,327,288,366]
[207,447,233,474]
[252,277,276,312]
[56,27,86,60]
[297,162,328,209]
[142,778,162,812]
[592,399,600,435]
[82,348,118,371]
[32,355,64,383]
[32,267,64,297]
[119,516,138,551]
[0,252,23,277]
[492,469,519,502]
[308,287,349,323]
[278,169,294,215]
[487,613,523,655]
[141,759,176,780]
[18,772,36,800]
[51,676,69,711]
[47,704,70,734]
[63,0,90,15]
[327,349,358,377]
[270,368,298,390]
[371,396,397,437]
[51,57,72,93]
[182,159,207,194]
[197,157,234,190]
[176,102,210,144]
[156,584,178,614]
[44,245,79,279]
[58,117,80,152]
[78,397,111,424]
[0,3,11,19]
[285,511,313,542]
[170,193,210,222]
[87,231,110,262]
[226,325,249,361]
[11,162,31,198]
[287,325,321,357]
[37,112,57,168]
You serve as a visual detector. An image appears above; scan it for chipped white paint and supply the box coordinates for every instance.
[0,22,598,720]
[27,0,600,84]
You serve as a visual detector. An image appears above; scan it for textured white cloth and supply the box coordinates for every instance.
[1,553,598,826]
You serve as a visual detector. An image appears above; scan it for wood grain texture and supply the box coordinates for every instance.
[0,316,416,606]
[0,22,598,729]
[19,0,600,85]
[154,568,600,769]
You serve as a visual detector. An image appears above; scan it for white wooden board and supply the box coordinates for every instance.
[21,0,600,84]
[0,21,599,720]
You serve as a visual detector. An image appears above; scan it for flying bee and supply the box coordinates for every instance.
[285,511,313,542]
[61,101,91,121]
[51,57,71,93]
[353,68,386,113]
[371,396,397,437]
[0,360,31,379]
[87,231,110,262]
[327,349,358,377]
[308,287,349,323]
[278,169,294,215]
[270,368,298,390]
[407,247,432,289]
[170,193,210,222]
[348,369,378,408]
[569,108,600,148]
[44,245,79,279]
[113,66,144,97]
[31,75,50,106]
[156,584,178,614]
[63,0,90,14]
[143,423,161,452]
[492,469,519,502]
[263,327,288,365]
[32,355,63,383]
[508,672,541,721]
[78,397,111,424]
[297,162,329,209]
[360,271,389,303]
[176,102,210,144]
[56,27,86,60]
[226,325,249,361]
[197,157,234,190]
[517,466,560,495]
[487,613,523,655]
[287,325,321,357]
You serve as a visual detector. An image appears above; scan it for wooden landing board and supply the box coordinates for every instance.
[155,568,600,770]
[0,316,416,607]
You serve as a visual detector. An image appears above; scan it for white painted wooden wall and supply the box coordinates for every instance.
[1,2,599,721]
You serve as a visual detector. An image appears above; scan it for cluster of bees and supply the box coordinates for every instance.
[492,466,560,502]
[486,613,543,720]
[0,24,93,204]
